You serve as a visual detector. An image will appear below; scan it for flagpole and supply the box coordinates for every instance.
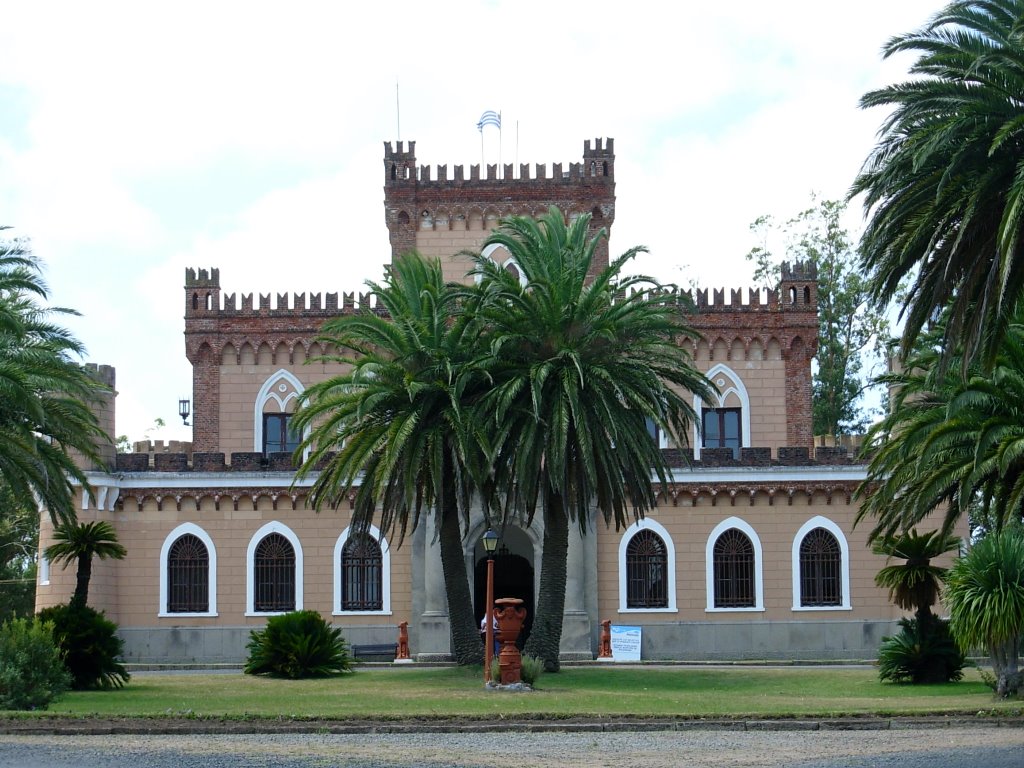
[396,81,401,141]
[498,111,502,171]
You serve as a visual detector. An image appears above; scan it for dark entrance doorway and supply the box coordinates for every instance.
[474,547,534,648]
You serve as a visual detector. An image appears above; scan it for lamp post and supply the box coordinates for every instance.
[482,527,498,683]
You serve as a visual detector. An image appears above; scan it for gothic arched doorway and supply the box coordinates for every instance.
[474,528,534,648]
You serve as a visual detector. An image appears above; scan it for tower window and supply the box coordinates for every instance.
[263,413,300,456]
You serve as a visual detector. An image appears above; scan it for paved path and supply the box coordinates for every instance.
[1,727,1022,768]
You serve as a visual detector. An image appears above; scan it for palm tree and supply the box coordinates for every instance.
[472,206,712,671]
[873,529,961,628]
[945,529,1024,696]
[1,231,108,526]
[857,307,1024,541]
[293,253,490,665]
[44,520,127,608]
[851,0,1024,369]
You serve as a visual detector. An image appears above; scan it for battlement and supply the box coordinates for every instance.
[83,362,116,387]
[185,267,220,288]
[615,284,815,312]
[384,138,614,186]
[185,281,376,318]
[781,260,817,282]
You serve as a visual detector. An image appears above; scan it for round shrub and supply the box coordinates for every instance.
[245,610,352,679]
[37,604,130,690]
[878,617,965,684]
[0,617,70,710]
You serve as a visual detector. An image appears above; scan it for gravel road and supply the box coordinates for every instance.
[1,728,1022,768]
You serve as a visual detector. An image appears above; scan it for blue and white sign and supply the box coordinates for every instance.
[610,625,642,662]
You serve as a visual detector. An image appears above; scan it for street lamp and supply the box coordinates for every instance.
[178,398,191,426]
[482,527,498,683]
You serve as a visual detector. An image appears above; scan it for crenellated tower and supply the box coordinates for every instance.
[383,138,616,279]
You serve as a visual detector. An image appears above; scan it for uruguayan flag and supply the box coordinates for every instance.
[476,110,501,132]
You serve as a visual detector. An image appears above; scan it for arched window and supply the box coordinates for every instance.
[341,534,383,611]
[799,528,842,607]
[159,523,217,617]
[693,364,751,459]
[254,370,307,458]
[333,525,391,615]
[167,534,209,613]
[713,529,755,608]
[791,516,851,610]
[625,529,668,608]
[254,533,295,612]
[617,518,676,612]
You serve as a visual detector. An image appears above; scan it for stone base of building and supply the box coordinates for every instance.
[116,619,896,665]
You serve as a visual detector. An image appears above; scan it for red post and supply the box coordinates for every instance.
[396,621,411,663]
[597,619,613,660]
[484,556,495,683]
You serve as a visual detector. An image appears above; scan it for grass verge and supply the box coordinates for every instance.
[3,666,1022,721]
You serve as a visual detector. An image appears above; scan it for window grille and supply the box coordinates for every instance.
[799,528,842,606]
[713,528,755,608]
[341,533,383,611]
[167,534,208,613]
[254,533,295,612]
[626,529,668,608]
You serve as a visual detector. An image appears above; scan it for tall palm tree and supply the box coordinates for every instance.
[945,529,1024,696]
[873,529,961,627]
[293,253,490,665]
[472,206,712,671]
[1,231,108,526]
[851,0,1024,370]
[857,307,1024,541]
[44,520,127,608]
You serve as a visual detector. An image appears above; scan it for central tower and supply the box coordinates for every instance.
[383,139,616,282]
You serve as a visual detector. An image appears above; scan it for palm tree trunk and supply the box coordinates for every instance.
[523,492,568,672]
[437,466,484,666]
[73,553,91,608]
[991,636,1022,697]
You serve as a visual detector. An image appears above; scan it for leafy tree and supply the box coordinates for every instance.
[293,254,491,666]
[857,308,1024,541]
[473,206,712,671]
[0,229,108,526]
[0,617,70,709]
[851,0,1024,370]
[0,481,38,622]
[945,529,1024,697]
[43,520,126,609]
[746,197,889,437]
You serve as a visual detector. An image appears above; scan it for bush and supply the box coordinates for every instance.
[488,653,544,687]
[245,610,352,679]
[37,604,130,690]
[0,617,70,710]
[878,617,965,684]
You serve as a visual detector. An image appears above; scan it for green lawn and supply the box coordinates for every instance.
[10,666,1023,721]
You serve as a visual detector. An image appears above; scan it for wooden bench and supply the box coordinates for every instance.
[351,643,398,661]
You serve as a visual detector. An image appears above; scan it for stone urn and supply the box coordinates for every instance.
[494,597,526,684]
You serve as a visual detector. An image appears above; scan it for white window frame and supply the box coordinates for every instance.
[791,515,852,611]
[158,522,218,618]
[333,524,392,616]
[245,521,303,616]
[693,363,751,460]
[253,369,309,459]
[618,518,677,613]
[475,243,528,288]
[705,516,764,612]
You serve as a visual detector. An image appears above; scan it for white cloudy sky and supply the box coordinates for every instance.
[0,1,941,444]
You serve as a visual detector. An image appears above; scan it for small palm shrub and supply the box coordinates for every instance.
[37,604,130,690]
[488,654,544,687]
[245,610,352,679]
[0,617,70,709]
[878,617,965,684]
